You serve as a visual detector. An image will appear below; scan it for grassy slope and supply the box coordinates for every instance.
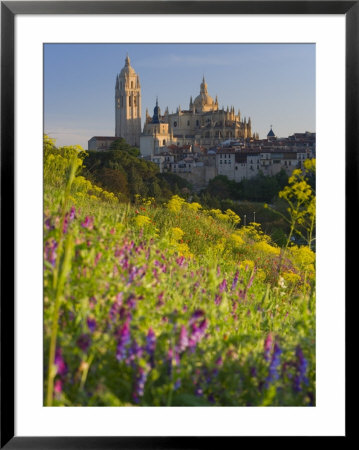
[44,150,315,406]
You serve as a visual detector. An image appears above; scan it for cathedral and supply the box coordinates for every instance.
[114,55,256,155]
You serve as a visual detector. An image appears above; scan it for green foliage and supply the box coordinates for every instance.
[202,170,289,204]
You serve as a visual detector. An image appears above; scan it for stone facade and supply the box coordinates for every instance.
[162,77,253,147]
[115,55,141,147]
[140,99,177,157]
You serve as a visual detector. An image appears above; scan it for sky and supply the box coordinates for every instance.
[44,43,315,149]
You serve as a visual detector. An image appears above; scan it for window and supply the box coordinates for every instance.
[163,140,166,145]
[187,120,190,126]
[131,81,134,89]
[174,121,177,127]
[129,96,132,107]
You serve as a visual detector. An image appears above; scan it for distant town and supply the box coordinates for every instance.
[88,55,315,191]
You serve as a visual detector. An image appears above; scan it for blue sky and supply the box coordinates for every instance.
[44,43,315,149]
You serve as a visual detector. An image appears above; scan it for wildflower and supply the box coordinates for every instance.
[146,327,156,367]
[189,309,205,325]
[188,318,208,349]
[63,207,76,233]
[89,296,97,309]
[126,339,143,366]
[94,252,102,266]
[264,333,273,361]
[177,325,189,352]
[156,292,165,308]
[54,379,63,395]
[134,214,151,227]
[214,294,222,306]
[54,348,68,376]
[231,271,239,290]
[266,342,282,386]
[44,239,58,267]
[44,217,53,231]
[218,279,227,293]
[116,321,131,362]
[77,334,91,352]
[81,216,94,230]
[87,317,96,333]
[132,364,150,403]
[293,346,309,392]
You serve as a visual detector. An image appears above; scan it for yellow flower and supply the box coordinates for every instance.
[240,260,255,271]
[187,202,202,211]
[230,232,245,247]
[167,195,185,213]
[254,240,280,256]
[134,215,151,227]
[282,271,301,286]
[170,227,184,241]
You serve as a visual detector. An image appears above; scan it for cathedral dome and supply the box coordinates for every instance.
[193,77,215,111]
[120,55,136,77]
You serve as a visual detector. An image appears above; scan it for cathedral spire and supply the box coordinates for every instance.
[125,54,130,66]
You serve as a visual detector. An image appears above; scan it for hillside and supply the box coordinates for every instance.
[43,137,316,406]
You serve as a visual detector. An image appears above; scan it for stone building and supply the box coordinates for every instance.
[140,99,177,157]
[148,77,253,147]
[115,55,141,147]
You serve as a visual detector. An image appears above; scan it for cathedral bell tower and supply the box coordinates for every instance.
[115,55,141,147]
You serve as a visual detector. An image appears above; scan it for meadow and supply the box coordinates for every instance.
[44,137,315,406]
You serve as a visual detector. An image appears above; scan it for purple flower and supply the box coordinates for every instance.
[132,365,149,403]
[189,309,205,325]
[246,269,256,290]
[54,348,68,376]
[81,216,94,230]
[218,279,227,293]
[264,333,273,361]
[44,217,53,231]
[231,271,239,290]
[77,334,91,352]
[44,239,58,267]
[176,256,185,266]
[293,346,309,392]
[63,206,76,234]
[126,339,143,366]
[87,317,96,333]
[177,325,189,353]
[189,319,208,349]
[146,328,156,367]
[116,321,131,362]
[214,294,222,306]
[126,294,137,309]
[266,342,282,387]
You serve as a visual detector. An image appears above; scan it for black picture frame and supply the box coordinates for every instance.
[1,1,354,447]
